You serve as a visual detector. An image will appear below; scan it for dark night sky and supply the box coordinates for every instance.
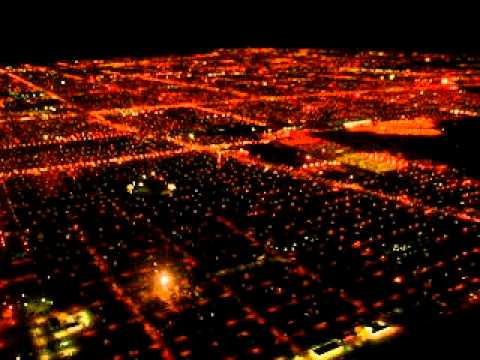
[1,2,479,63]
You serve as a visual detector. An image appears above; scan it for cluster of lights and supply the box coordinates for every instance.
[0,49,479,359]
[28,303,92,360]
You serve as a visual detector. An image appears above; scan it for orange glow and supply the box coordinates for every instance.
[1,49,480,360]
[345,118,442,136]
[393,276,405,284]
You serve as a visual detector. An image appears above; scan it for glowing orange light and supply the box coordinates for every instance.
[159,272,171,288]
[393,275,404,284]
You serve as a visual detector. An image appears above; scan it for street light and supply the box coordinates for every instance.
[159,272,171,288]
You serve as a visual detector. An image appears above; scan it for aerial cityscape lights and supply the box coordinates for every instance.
[0,48,479,359]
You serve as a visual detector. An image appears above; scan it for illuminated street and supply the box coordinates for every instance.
[0,48,480,359]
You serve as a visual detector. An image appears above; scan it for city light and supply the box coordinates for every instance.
[0,48,479,359]
[159,271,172,288]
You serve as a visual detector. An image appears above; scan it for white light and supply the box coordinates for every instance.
[159,273,171,287]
